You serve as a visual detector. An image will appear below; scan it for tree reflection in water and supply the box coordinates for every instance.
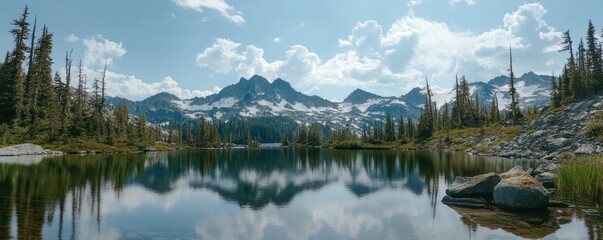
[0,149,600,239]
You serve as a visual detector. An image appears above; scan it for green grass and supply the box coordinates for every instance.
[583,111,603,140]
[424,124,521,151]
[556,155,603,203]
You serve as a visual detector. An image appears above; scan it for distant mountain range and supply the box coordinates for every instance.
[106,72,552,127]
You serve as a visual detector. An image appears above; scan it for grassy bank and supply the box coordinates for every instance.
[556,155,603,203]
[325,124,521,152]
[424,124,521,152]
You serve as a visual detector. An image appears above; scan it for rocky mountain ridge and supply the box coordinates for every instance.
[106,72,553,128]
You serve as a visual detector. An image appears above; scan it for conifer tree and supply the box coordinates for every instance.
[574,39,587,99]
[308,123,323,146]
[136,114,147,144]
[113,100,129,142]
[586,20,603,91]
[417,78,434,141]
[30,26,58,138]
[23,16,36,120]
[71,60,86,136]
[0,6,30,124]
[507,47,522,123]
[558,30,575,101]
[441,101,450,131]
[397,116,406,143]
[406,117,414,140]
[490,93,500,122]
[453,75,462,128]
[61,50,73,135]
[550,74,561,108]
[384,112,395,142]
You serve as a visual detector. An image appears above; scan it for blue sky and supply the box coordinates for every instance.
[0,1,602,101]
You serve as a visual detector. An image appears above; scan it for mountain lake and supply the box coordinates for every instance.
[0,148,601,239]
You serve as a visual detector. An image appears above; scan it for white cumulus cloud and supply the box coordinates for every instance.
[172,0,245,24]
[195,3,563,97]
[196,38,244,73]
[408,0,423,7]
[65,33,79,42]
[82,35,127,68]
[78,35,218,99]
[449,0,476,5]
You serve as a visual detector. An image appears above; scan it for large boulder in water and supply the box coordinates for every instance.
[493,172,549,210]
[499,166,525,179]
[446,172,501,197]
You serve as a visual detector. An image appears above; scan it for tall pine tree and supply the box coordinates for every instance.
[0,6,30,124]
[507,47,522,123]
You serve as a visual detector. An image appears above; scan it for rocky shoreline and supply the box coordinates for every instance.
[0,143,63,156]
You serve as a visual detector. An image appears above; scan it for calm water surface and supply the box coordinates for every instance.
[0,149,601,239]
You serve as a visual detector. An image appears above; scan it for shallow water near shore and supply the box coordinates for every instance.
[0,148,601,239]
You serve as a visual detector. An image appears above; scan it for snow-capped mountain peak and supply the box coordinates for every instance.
[106,73,552,127]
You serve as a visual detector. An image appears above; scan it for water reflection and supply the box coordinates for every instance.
[0,149,600,239]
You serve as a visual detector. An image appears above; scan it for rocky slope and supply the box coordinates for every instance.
[489,95,603,159]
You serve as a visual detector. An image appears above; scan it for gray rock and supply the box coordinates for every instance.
[534,162,559,175]
[446,172,501,198]
[535,172,556,188]
[453,176,471,185]
[545,138,571,151]
[493,173,549,210]
[0,143,48,156]
[499,166,525,179]
[575,144,596,155]
[441,195,487,208]
[532,130,548,138]
[543,153,557,160]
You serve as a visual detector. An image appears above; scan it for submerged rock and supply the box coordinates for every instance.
[441,195,487,208]
[493,173,549,210]
[446,172,501,198]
